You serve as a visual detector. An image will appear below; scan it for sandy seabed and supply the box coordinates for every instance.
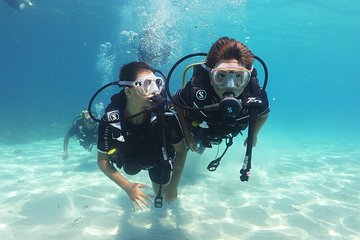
[0,138,359,240]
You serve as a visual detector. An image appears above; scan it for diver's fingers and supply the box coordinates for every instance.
[137,183,150,189]
[184,134,198,151]
[136,196,150,211]
[132,197,149,211]
[130,200,136,211]
[140,191,152,202]
[134,199,144,211]
[189,141,196,150]
[135,185,152,206]
[188,144,194,151]
[187,141,198,152]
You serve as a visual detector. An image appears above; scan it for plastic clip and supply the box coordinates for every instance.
[154,195,163,208]
[207,158,221,171]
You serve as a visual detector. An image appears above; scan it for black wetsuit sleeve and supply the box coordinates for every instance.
[174,81,192,107]
[67,124,78,137]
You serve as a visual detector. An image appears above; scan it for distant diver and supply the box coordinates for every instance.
[132,29,172,67]
[62,109,98,161]
[3,0,33,10]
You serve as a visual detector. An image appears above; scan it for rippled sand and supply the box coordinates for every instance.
[0,138,359,240]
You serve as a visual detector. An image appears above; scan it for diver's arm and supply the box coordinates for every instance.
[254,113,269,138]
[174,105,197,151]
[164,140,187,203]
[97,152,130,189]
[62,133,71,160]
[97,152,151,210]
[244,113,269,147]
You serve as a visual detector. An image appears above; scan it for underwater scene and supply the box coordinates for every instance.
[0,0,359,239]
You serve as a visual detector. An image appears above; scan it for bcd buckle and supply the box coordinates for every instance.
[207,158,221,171]
[154,195,163,208]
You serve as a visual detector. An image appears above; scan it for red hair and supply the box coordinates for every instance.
[205,37,254,70]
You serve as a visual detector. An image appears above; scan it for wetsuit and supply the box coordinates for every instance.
[174,74,270,147]
[97,92,183,184]
[68,118,98,150]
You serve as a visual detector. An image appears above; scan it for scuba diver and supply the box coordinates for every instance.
[132,29,172,67]
[3,0,32,10]
[62,109,99,161]
[168,36,270,181]
[94,62,187,210]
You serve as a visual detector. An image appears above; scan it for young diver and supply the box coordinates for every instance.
[171,36,270,180]
[96,62,187,210]
[62,109,98,160]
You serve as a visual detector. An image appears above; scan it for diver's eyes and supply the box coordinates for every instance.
[235,72,244,79]
[143,78,163,89]
[155,78,163,87]
[218,73,226,79]
[134,81,142,86]
[143,79,152,88]
[214,71,228,82]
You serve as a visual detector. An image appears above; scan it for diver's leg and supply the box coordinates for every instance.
[149,162,172,196]
[152,182,162,196]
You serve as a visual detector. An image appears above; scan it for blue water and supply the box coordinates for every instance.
[1,0,359,144]
[0,0,359,239]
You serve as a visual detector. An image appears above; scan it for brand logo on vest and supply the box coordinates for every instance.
[195,89,207,100]
[227,107,233,113]
[247,97,262,105]
[108,111,120,121]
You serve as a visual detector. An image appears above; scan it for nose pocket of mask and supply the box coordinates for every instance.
[146,81,160,94]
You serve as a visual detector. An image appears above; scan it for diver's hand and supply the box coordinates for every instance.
[125,182,151,211]
[62,151,68,161]
[164,184,178,204]
[243,135,258,147]
[184,133,198,152]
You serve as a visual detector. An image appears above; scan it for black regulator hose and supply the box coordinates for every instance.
[254,55,268,92]
[87,81,120,124]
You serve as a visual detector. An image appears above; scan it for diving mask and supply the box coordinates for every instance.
[210,66,252,89]
[81,109,91,119]
[118,74,164,96]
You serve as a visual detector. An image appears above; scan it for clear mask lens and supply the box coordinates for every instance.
[211,68,251,89]
[135,77,163,95]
